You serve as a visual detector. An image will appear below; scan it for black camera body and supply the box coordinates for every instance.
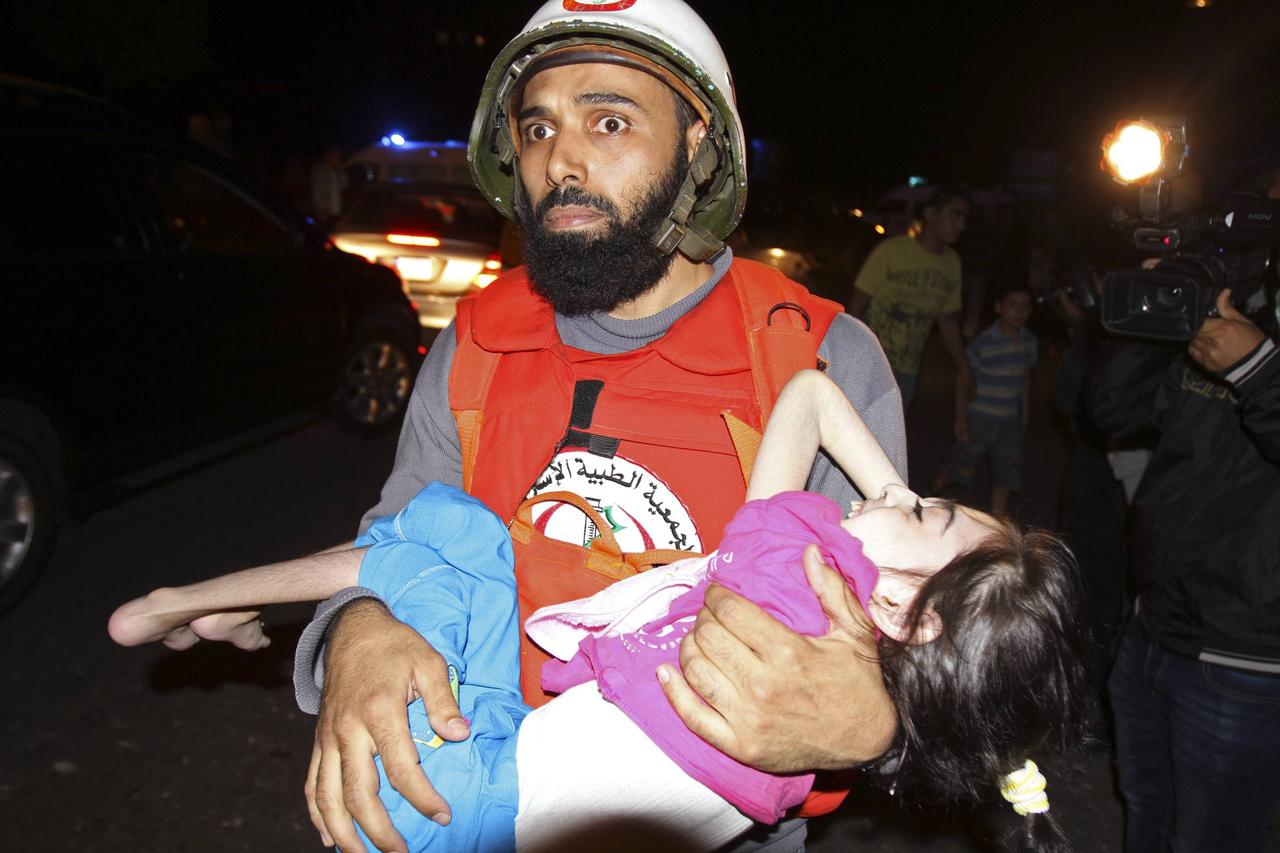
[1098,118,1278,341]
[1101,221,1273,341]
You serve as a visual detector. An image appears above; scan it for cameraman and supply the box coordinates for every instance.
[1091,284,1280,853]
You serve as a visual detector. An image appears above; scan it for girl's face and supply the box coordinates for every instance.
[841,484,999,642]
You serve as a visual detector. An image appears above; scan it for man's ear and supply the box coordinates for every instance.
[685,120,707,163]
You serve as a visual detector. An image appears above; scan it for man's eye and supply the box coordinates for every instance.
[593,116,628,134]
[524,124,555,143]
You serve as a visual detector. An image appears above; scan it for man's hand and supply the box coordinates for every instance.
[658,545,896,773]
[307,600,469,852]
[1189,289,1265,375]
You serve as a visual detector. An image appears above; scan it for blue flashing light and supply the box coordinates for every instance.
[380,136,391,146]
[389,133,407,146]
[907,175,927,188]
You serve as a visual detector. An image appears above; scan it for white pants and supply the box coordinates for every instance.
[515,683,754,852]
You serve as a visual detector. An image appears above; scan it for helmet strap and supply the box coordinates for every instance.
[653,134,724,262]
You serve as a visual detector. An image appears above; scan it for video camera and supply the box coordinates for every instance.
[1098,116,1278,341]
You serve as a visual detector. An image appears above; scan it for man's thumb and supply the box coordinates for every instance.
[1217,288,1244,320]
[803,545,868,635]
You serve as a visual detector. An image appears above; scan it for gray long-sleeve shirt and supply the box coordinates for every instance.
[295,249,905,712]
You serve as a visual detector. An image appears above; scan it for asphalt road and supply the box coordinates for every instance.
[3,338,1277,852]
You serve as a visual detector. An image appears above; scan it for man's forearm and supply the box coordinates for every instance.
[293,588,387,714]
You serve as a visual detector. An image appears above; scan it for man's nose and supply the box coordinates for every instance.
[544,128,588,190]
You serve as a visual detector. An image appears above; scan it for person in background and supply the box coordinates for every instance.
[1093,281,1280,853]
[1048,269,1132,699]
[310,143,348,227]
[932,283,1036,514]
[851,184,973,409]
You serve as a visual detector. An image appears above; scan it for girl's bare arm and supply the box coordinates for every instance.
[108,547,365,650]
[747,369,906,501]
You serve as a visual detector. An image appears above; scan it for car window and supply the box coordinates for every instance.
[141,157,294,253]
[339,189,502,244]
[0,141,139,256]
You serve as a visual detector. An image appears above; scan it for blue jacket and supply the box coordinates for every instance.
[354,482,529,852]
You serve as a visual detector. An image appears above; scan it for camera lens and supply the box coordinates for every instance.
[1152,284,1185,315]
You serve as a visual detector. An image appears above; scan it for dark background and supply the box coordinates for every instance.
[3,0,1278,201]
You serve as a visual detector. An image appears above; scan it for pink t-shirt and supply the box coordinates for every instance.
[539,491,878,823]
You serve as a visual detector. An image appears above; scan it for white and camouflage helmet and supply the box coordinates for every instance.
[468,0,747,262]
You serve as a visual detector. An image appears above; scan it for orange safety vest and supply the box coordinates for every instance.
[450,259,852,818]
[450,258,841,705]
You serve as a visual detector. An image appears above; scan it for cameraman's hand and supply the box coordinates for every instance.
[1189,289,1265,375]
[307,600,468,852]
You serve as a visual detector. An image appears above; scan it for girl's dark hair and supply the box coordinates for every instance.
[874,518,1092,853]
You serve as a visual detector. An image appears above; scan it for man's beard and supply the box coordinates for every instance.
[515,143,688,316]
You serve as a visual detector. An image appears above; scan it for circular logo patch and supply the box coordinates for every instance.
[527,450,702,553]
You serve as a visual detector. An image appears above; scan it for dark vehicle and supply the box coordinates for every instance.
[0,76,422,609]
[331,183,506,329]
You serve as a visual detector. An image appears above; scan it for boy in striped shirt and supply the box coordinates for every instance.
[934,284,1036,513]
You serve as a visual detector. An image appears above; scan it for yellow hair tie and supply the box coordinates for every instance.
[1000,759,1050,816]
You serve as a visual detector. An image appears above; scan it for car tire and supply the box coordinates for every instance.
[0,435,57,612]
[339,324,416,431]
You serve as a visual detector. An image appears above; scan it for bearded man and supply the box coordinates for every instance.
[293,2,906,850]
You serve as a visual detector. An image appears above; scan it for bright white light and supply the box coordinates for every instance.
[767,248,787,259]
[389,133,407,146]
[387,233,441,247]
[1103,122,1164,184]
[394,257,441,281]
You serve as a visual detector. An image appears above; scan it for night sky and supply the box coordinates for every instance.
[3,0,1278,198]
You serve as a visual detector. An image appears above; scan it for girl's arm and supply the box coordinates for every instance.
[747,369,906,501]
[108,546,365,650]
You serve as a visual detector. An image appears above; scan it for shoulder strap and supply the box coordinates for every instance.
[724,262,838,485]
[449,300,502,495]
